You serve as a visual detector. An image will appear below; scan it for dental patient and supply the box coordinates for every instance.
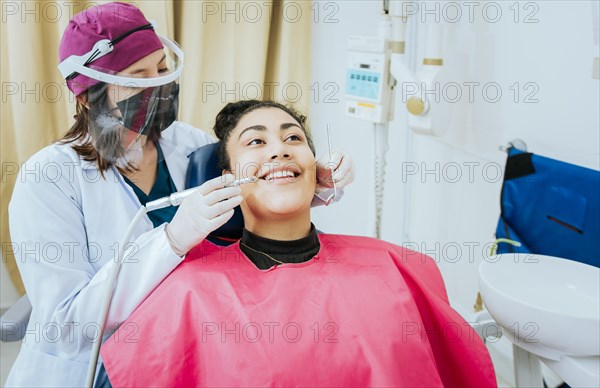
[100,100,496,387]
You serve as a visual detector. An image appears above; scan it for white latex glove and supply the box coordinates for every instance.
[166,174,242,256]
[316,149,355,190]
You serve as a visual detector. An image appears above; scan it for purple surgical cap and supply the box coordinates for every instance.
[58,2,163,96]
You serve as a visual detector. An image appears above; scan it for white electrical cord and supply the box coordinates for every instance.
[374,123,389,239]
[85,206,147,387]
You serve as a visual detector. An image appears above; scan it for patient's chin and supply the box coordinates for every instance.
[246,190,311,218]
[266,194,309,214]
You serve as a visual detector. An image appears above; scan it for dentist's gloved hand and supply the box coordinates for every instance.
[316,149,355,190]
[166,174,243,256]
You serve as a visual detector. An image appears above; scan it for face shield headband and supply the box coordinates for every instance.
[58,22,184,88]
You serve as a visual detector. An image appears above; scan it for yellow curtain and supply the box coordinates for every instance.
[0,0,312,294]
[174,0,312,132]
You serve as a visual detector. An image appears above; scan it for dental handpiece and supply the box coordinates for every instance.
[145,176,257,212]
[228,176,258,187]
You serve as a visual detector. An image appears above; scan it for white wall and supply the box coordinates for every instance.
[310,1,599,385]
[310,1,381,238]
[311,0,599,310]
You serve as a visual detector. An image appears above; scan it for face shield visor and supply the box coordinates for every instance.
[58,25,184,167]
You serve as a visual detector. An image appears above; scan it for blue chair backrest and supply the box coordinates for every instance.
[496,148,600,267]
[185,143,245,245]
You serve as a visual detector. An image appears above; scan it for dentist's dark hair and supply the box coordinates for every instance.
[59,82,162,178]
[213,100,316,171]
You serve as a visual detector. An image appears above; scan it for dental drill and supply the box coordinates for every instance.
[146,176,258,211]
[85,176,257,387]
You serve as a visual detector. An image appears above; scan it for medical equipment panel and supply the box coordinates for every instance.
[345,36,392,123]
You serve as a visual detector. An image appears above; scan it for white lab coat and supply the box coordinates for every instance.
[5,122,216,387]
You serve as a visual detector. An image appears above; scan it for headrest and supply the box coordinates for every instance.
[185,143,245,245]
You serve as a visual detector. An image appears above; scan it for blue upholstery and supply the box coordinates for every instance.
[186,143,245,245]
[496,147,600,267]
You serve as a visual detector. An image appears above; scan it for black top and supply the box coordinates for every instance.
[239,224,320,270]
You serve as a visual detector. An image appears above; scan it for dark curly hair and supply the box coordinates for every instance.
[213,100,316,171]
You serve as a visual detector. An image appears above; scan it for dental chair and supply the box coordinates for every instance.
[0,143,244,343]
[185,143,245,246]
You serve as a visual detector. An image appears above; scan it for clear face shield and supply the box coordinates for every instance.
[59,26,184,167]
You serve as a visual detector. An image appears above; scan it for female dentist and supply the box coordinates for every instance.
[5,2,354,387]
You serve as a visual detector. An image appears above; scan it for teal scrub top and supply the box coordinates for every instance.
[123,144,178,228]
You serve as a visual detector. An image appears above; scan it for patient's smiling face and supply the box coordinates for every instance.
[224,107,317,220]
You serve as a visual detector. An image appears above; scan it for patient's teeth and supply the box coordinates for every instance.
[263,170,297,182]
